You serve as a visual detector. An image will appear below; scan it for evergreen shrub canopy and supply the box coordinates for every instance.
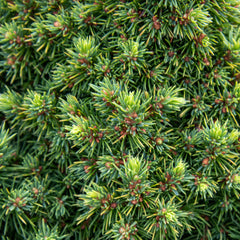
[0,0,240,239]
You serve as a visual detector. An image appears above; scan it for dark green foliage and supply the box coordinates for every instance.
[0,0,240,239]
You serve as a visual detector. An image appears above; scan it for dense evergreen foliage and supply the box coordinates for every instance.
[0,0,240,239]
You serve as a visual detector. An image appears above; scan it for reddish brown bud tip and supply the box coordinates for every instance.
[105,162,111,169]
[114,126,120,131]
[202,158,209,166]
[111,202,117,208]
[54,21,61,27]
[155,137,163,145]
[131,200,138,205]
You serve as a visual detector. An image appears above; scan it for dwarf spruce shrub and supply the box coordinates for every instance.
[0,0,240,239]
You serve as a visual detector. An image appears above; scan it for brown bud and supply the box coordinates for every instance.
[16,36,21,44]
[202,158,209,166]
[81,224,85,230]
[129,184,134,190]
[168,51,175,57]
[155,137,163,145]
[131,126,137,132]
[162,208,167,213]
[131,112,138,118]
[107,194,111,200]
[119,227,125,234]
[161,186,166,191]
[105,162,111,169]
[131,200,138,205]
[32,188,39,195]
[84,165,90,173]
[153,22,161,30]
[130,18,136,22]
[68,83,74,88]
[54,21,61,27]
[7,57,16,65]
[222,107,227,113]
[114,126,120,131]
[157,103,163,109]
[111,202,117,208]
